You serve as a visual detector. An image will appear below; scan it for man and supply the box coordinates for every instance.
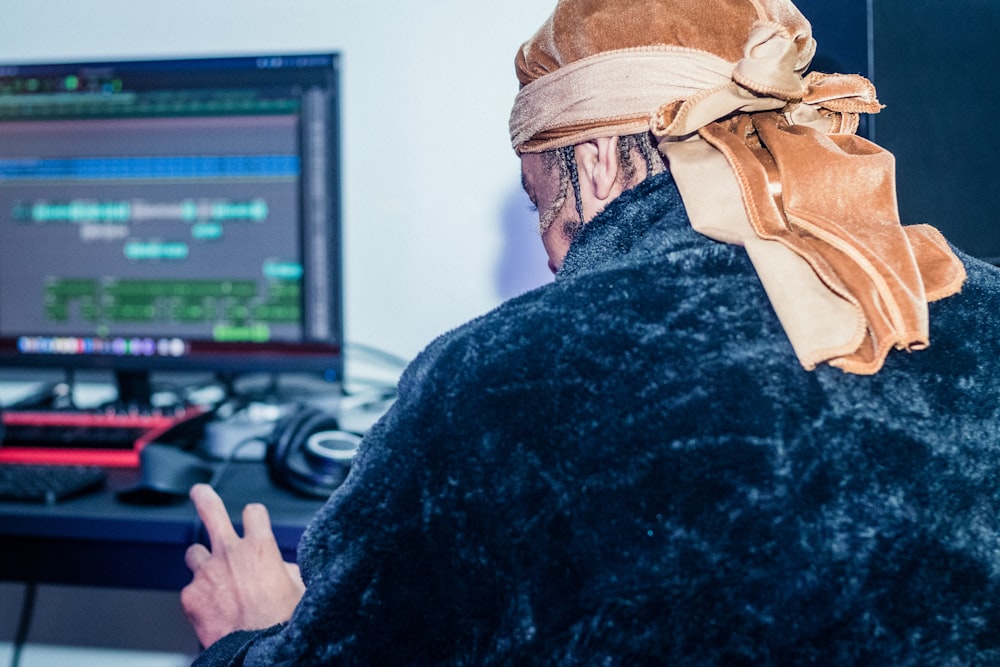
[184,0,1000,664]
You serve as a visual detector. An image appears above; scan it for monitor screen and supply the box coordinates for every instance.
[0,54,343,385]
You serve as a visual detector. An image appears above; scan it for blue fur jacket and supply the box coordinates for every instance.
[197,171,1000,666]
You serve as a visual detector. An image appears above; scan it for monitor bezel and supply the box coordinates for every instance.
[0,53,344,384]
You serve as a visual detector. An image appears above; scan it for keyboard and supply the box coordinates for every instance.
[0,407,205,467]
[0,463,107,503]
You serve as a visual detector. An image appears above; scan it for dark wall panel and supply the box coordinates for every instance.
[776,1,999,262]
[797,0,870,76]
[795,0,871,137]
[872,0,1000,262]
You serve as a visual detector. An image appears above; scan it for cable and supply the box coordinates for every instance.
[10,581,37,667]
[342,341,409,404]
[207,436,265,490]
[187,436,268,547]
[344,341,410,372]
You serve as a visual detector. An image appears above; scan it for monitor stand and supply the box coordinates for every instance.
[114,370,154,410]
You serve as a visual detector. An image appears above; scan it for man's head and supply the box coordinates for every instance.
[511,0,814,270]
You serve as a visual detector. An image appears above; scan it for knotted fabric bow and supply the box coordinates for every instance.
[651,22,965,374]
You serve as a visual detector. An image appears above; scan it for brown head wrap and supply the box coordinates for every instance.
[509,0,966,375]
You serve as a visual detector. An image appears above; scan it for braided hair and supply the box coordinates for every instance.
[545,131,666,242]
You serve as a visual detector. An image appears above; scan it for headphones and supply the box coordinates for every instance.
[265,405,362,498]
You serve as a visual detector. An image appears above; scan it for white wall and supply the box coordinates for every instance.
[0,0,556,363]
[0,2,557,661]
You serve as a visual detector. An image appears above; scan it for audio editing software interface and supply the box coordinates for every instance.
[0,56,341,369]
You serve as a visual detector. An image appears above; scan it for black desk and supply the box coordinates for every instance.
[0,462,327,590]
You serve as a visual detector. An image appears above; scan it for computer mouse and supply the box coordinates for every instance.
[117,443,215,505]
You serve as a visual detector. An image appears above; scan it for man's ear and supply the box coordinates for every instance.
[574,136,621,202]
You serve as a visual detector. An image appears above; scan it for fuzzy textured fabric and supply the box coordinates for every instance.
[195,172,1000,666]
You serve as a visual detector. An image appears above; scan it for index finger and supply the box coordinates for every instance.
[190,483,239,550]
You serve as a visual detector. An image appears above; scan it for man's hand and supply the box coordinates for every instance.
[181,483,306,648]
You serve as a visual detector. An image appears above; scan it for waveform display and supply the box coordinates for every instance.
[0,94,300,121]
[124,241,189,261]
[44,276,302,334]
[0,155,299,181]
[21,201,131,223]
[13,198,269,225]
[191,223,223,240]
[213,324,271,342]
[196,200,269,222]
[263,260,303,280]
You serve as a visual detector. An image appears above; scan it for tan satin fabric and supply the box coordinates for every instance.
[514,0,812,88]
[661,113,964,373]
[509,0,966,374]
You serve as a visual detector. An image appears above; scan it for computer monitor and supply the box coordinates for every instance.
[0,54,343,402]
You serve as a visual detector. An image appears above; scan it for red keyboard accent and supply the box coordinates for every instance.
[0,407,205,467]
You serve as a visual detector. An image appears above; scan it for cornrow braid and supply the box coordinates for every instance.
[617,136,638,187]
[558,144,585,223]
[544,131,668,240]
[537,149,569,234]
[619,132,667,183]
